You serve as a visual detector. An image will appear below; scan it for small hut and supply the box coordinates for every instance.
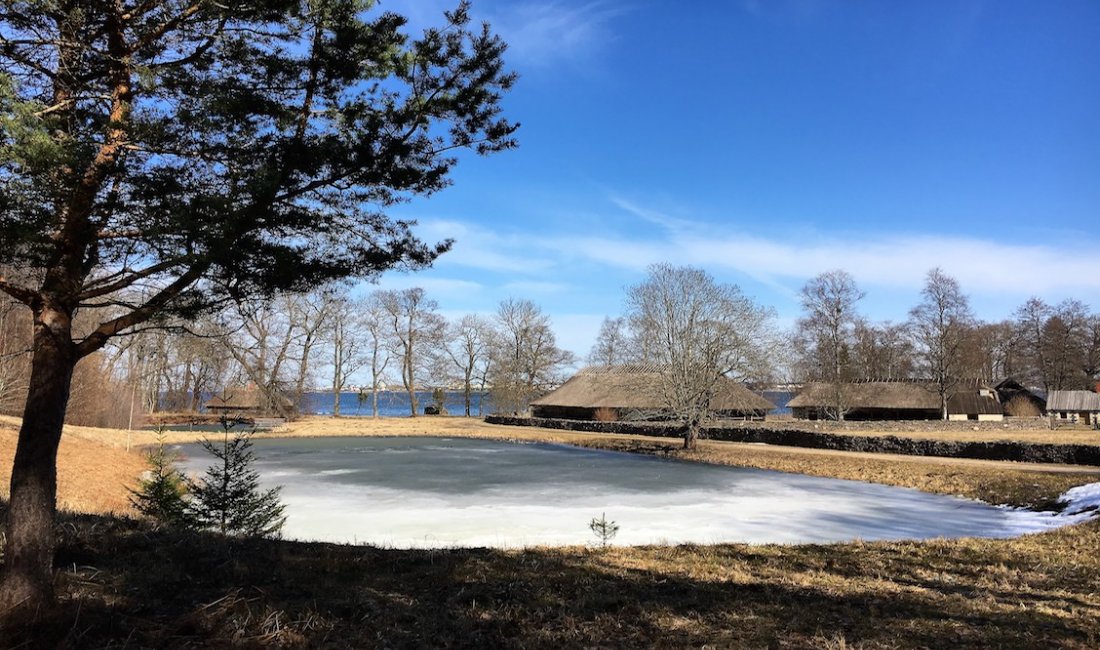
[204,385,293,418]
[788,379,1003,421]
[1046,390,1100,425]
[529,366,775,421]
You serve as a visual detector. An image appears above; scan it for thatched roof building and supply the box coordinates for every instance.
[529,366,775,421]
[204,385,293,417]
[1047,390,1100,425]
[788,379,1003,421]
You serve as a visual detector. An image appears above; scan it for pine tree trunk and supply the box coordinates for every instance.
[0,307,76,615]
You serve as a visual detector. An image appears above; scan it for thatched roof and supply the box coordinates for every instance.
[788,381,939,410]
[205,386,292,412]
[788,380,1001,415]
[1047,390,1100,412]
[530,366,775,413]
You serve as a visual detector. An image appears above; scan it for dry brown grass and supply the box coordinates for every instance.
[0,420,143,515]
[5,511,1097,648]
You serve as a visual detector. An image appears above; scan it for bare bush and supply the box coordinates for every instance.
[594,407,618,422]
[1004,394,1043,418]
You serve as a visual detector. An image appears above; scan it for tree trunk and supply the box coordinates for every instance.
[682,419,699,450]
[333,387,341,417]
[464,371,472,417]
[0,308,76,615]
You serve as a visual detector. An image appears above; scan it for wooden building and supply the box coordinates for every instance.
[788,379,1004,421]
[204,384,293,418]
[1046,390,1100,425]
[529,366,775,421]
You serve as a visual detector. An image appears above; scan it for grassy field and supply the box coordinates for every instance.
[2,414,1099,646]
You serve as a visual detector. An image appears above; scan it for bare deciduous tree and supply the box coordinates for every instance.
[445,314,496,416]
[490,299,575,414]
[1013,298,1093,391]
[908,268,975,420]
[361,294,393,417]
[378,288,446,416]
[587,316,630,366]
[626,264,776,449]
[326,295,370,417]
[795,270,864,421]
[850,320,915,380]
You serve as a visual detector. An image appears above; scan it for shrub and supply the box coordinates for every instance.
[1004,394,1043,418]
[594,407,618,422]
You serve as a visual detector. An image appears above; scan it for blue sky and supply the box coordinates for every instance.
[369,0,1100,358]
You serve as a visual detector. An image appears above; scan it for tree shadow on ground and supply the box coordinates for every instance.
[2,511,1099,648]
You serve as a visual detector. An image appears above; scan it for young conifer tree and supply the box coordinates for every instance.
[129,431,190,527]
[187,419,286,538]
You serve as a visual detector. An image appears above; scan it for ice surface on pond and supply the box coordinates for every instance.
[175,436,1095,548]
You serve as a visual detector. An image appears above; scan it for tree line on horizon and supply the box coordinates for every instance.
[3,264,1098,427]
[0,278,579,422]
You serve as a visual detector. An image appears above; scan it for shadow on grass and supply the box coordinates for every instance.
[2,509,1099,648]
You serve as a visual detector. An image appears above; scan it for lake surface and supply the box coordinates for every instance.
[175,436,1066,548]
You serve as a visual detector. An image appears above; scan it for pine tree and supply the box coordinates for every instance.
[130,431,190,527]
[0,0,516,608]
[187,419,286,538]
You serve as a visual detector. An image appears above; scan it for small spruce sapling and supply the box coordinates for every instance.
[130,430,191,527]
[589,512,620,548]
[187,417,286,538]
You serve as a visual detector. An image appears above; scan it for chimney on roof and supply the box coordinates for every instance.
[1094,380,1100,394]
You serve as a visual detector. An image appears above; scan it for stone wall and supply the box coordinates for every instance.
[485,416,1100,466]
[756,417,1051,433]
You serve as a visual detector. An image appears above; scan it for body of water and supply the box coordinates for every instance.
[175,436,1074,548]
[292,390,487,417]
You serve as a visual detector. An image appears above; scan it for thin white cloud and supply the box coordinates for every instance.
[415,219,558,275]
[608,195,701,232]
[489,1,625,68]
[563,227,1100,298]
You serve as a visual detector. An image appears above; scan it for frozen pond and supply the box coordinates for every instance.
[176,436,1076,548]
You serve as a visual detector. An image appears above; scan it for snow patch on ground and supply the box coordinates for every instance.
[1059,481,1100,517]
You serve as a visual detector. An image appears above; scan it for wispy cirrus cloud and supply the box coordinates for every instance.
[379,0,625,69]
[414,219,558,275]
[558,195,1100,299]
[488,1,626,68]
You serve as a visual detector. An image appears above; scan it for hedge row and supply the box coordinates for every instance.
[484,416,1100,467]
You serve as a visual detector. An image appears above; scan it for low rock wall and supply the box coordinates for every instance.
[485,416,1100,466]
